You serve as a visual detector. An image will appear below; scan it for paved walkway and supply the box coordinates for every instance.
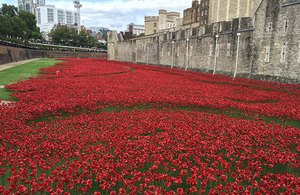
[0,59,41,105]
[0,58,41,71]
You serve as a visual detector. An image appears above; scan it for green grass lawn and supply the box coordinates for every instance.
[0,59,63,101]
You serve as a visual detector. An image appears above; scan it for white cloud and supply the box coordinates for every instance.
[46,0,191,32]
[1,0,191,32]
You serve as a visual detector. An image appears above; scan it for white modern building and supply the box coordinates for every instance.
[126,23,145,36]
[36,5,79,40]
[18,0,45,15]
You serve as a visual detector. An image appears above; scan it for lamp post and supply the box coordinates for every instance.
[185,39,189,71]
[147,47,149,65]
[73,1,82,35]
[171,41,174,68]
[135,48,137,64]
[233,33,241,79]
[213,34,219,75]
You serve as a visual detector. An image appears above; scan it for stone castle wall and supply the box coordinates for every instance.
[108,0,300,84]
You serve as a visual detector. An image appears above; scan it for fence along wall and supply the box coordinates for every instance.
[108,0,300,84]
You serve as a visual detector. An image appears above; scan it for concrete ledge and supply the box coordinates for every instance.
[201,34,212,37]
[282,1,300,7]
[238,28,254,32]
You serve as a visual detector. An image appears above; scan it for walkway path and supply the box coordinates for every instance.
[0,59,41,106]
[0,58,41,71]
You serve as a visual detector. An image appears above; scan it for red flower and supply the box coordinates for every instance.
[67,184,73,190]
[119,188,126,194]
[177,188,184,194]
[190,186,197,192]
[221,174,227,182]
[164,181,171,187]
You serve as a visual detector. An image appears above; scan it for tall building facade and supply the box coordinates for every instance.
[145,16,159,35]
[183,0,262,28]
[182,0,201,28]
[36,5,79,40]
[127,23,145,36]
[18,0,45,15]
[145,9,180,35]
[199,0,209,26]
[36,5,78,26]
[208,0,262,24]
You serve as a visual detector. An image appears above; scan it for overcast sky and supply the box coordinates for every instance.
[0,0,191,32]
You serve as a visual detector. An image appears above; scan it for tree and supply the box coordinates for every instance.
[0,4,18,17]
[31,31,42,40]
[0,15,12,37]
[78,31,88,46]
[18,10,41,39]
[11,16,27,39]
[0,4,41,40]
[87,35,98,47]
[137,33,145,38]
[49,26,71,44]
[70,28,79,45]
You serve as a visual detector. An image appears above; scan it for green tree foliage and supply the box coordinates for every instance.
[137,33,145,38]
[78,31,88,46]
[87,35,97,46]
[0,4,17,17]
[0,15,12,37]
[49,27,103,48]
[0,4,41,40]
[18,10,41,39]
[70,28,79,44]
[49,26,71,43]
[11,16,27,39]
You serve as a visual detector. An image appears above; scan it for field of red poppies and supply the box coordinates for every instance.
[0,58,299,194]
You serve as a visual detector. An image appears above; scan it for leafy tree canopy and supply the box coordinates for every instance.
[137,33,145,38]
[0,4,41,40]
[0,4,17,17]
[49,27,104,48]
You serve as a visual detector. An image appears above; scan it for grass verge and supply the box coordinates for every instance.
[0,59,64,100]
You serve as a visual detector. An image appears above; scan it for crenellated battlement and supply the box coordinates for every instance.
[145,16,159,22]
